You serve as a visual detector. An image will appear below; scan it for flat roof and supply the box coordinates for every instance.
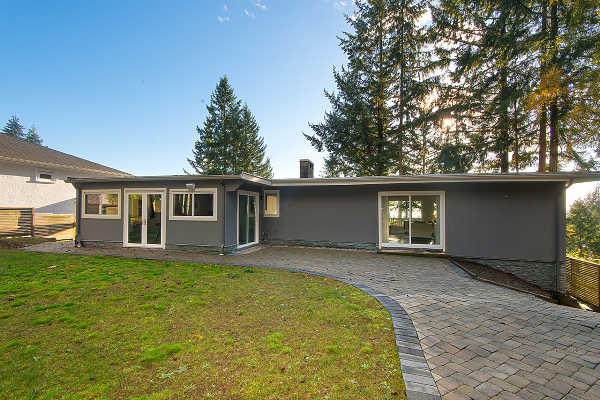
[67,171,600,187]
[270,172,600,186]
[66,172,272,186]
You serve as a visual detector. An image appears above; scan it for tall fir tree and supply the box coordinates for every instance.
[187,76,273,178]
[430,0,539,173]
[25,124,43,145]
[2,115,25,139]
[305,0,432,176]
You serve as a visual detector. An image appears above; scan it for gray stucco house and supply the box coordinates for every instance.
[67,161,600,293]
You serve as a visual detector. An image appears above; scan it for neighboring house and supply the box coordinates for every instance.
[0,134,129,214]
[67,160,600,293]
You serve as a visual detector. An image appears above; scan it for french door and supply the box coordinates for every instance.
[238,191,258,247]
[124,190,165,248]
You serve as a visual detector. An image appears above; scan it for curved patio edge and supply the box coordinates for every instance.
[239,263,442,400]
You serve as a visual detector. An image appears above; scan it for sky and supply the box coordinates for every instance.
[1,0,597,205]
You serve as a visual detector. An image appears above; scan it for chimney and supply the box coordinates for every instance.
[300,159,314,178]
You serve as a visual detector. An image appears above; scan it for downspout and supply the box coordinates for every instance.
[72,183,82,247]
[220,179,226,255]
[556,178,573,292]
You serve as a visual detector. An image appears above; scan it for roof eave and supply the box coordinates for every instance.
[0,155,130,177]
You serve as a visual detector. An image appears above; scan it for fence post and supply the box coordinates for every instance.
[31,208,35,237]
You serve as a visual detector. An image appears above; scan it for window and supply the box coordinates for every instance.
[169,189,217,221]
[36,170,55,182]
[264,190,279,217]
[82,190,121,218]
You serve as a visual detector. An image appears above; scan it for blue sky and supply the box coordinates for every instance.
[0,0,353,178]
[1,0,596,202]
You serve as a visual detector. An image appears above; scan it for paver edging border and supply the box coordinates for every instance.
[237,263,442,400]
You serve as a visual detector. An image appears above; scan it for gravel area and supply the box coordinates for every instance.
[452,258,553,299]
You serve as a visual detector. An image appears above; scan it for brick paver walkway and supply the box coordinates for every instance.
[27,243,600,400]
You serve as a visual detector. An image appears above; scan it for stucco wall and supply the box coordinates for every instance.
[0,163,77,213]
[0,162,125,214]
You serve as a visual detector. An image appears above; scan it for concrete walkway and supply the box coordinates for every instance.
[26,243,600,400]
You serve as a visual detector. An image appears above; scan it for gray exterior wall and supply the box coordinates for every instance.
[75,178,567,264]
[262,185,378,245]
[76,179,234,248]
[266,181,566,263]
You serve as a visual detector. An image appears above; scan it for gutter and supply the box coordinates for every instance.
[556,178,574,292]
[220,179,226,255]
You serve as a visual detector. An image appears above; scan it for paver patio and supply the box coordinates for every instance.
[25,243,600,400]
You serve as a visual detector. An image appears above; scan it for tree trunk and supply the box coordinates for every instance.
[513,104,519,172]
[499,18,510,173]
[548,1,559,172]
[538,0,547,172]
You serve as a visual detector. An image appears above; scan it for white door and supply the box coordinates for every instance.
[124,190,165,248]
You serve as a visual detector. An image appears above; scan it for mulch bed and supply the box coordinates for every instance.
[452,259,553,299]
[0,237,56,250]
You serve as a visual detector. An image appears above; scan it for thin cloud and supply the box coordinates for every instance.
[244,9,255,18]
[223,5,231,14]
[218,15,229,22]
[250,0,267,10]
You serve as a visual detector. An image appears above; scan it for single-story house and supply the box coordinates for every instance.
[67,160,600,293]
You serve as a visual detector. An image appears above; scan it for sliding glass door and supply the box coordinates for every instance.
[380,192,443,249]
[238,192,258,247]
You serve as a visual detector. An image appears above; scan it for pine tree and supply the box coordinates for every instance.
[187,76,273,178]
[238,104,273,178]
[2,115,25,139]
[25,124,43,145]
[305,0,432,176]
[430,0,539,173]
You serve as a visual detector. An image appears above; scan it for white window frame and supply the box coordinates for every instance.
[82,189,121,219]
[36,170,55,183]
[237,190,259,248]
[263,190,280,217]
[169,188,218,221]
[378,191,445,251]
[123,188,166,249]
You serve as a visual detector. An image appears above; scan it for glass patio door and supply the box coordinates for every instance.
[238,192,257,247]
[380,192,443,249]
[125,191,164,248]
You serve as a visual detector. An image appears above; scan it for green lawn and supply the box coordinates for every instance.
[0,249,405,399]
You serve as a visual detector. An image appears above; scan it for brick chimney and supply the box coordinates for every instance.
[300,159,314,178]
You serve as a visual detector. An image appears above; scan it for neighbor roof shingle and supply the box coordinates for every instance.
[0,134,129,176]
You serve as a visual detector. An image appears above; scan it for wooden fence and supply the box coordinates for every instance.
[0,208,75,240]
[566,257,600,308]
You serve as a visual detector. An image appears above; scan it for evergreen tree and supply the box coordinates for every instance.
[238,104,273,178]
[25,124,43,145]
[430,0,539,173]
[188,76,273,178]
[567,185,600,260]
[2,115,25,139]
[306,0,432,176]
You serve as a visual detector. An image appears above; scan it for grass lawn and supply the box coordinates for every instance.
[0,249,405,399]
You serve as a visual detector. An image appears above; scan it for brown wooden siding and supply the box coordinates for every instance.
[0,208,34,237]
[567,257,600,308]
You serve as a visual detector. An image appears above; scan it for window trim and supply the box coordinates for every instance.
[263,190,280,217]
[36,170,55,183]
[82,189,121,219]
[169,188,218,221]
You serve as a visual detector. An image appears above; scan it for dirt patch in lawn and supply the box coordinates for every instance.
[0,237,55,250]
[452,259,552,299]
